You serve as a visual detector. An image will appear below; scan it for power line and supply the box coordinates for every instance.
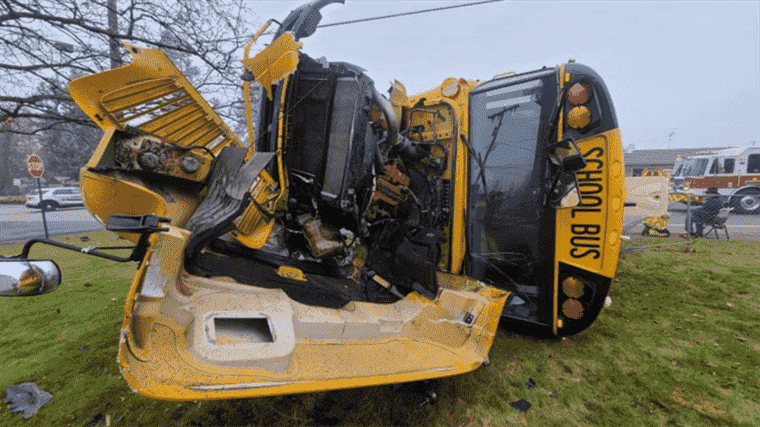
[317,0,506,28]
[259,1,504,38]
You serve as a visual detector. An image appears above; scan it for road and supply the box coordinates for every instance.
[1,201,758,246]
[0,205,104,245]
[623,202,760,240]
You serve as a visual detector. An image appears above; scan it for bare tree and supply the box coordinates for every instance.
[0,0,263,135]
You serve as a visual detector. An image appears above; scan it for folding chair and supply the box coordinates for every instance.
[703,207,732,240]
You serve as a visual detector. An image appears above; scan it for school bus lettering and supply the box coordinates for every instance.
[571,147,605,219]
[570,146,605,258]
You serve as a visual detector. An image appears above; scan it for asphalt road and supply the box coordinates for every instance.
[623,202,760,240]
[1,201,758,247]
[0,205,104,245]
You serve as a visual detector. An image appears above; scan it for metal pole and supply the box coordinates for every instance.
[685,192,692,251]
[36,177,50,239]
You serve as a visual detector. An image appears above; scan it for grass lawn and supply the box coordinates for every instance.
[1,232,758,426]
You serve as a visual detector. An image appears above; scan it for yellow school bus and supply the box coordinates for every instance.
[1,0,624,401]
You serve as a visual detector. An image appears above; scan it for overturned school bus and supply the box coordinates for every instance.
[0,0,624,401]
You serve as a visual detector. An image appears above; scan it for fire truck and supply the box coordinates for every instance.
[670,147,760,214]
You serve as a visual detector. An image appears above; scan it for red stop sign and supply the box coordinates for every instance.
[27,154,45,178]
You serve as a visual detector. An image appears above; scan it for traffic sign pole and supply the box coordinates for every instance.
[27,154,49,240]
[36,177,50,239]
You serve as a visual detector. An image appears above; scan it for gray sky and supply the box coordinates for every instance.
[249,0,760,151]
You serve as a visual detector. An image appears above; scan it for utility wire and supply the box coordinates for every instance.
[260,0,505,36]
[317,0,506,28]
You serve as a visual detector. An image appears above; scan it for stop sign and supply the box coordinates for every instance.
[27,154,45,178]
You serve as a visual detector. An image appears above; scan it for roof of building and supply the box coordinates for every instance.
[624,147,734,166]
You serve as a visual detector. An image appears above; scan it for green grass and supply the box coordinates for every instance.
[1,233,759,426]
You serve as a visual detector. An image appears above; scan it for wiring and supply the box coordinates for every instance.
[318,0,505,28]
[260,0,505,36]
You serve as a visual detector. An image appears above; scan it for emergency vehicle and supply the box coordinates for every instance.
[670,147,760,214]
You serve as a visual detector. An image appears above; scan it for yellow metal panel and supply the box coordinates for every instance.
[79,168,168,244]
[555,128,625,278]
[241,32,303,101]
[69,43,242,153]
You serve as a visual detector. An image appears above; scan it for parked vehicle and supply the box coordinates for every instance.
[670,147,760,214]
[1,0,624,401]
[25,186,83,211]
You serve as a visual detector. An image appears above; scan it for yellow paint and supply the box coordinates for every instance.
[115,227,509,400]
[79,169,167,244]
[241,32,302,101]
[69,43,242,152]
[555,128,624,278]
[276,265,307,282]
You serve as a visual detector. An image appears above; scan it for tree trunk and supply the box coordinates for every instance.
[108,0,121,69]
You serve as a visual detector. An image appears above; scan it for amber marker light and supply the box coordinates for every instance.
[562,277,585,298]
[562,299,585,319]
[567,106,591,129]
[567,82,590,105]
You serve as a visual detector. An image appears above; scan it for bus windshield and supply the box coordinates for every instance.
[467,71,556,289]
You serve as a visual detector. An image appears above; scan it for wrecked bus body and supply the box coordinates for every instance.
[0,0,624,401]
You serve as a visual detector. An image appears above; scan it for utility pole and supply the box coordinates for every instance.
[0,120,11,195]
[108,0,121,69]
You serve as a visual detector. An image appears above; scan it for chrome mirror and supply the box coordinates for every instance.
[0,259,61,296]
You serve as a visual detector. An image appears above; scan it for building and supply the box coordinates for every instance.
[624,147,732,177]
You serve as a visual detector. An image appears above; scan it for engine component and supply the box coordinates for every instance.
[114,133,211,181]
[283,54,377,220]
[298,214,344,258]
[368,160,412,220]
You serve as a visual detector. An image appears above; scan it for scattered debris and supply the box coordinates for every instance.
[3,382,53,419]
[83,283,93,287]
[111,297,117,301]
[115,415,124,424]
[526,378,536,389]
[670,359,680,367]
[737,336,747,342]
[604,296,612,308]
[56,308,61,314]
[726,302,733,307]
[80,236,91,242]
[510,399,531,413]
[79,345,87,351]
[550,391,559,398]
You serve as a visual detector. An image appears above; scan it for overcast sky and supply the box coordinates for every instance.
[248,0,759,151]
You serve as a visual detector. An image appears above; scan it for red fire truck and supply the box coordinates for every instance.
[670,147,760,214]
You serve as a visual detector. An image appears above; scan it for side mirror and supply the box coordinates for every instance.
[0,259,61,296]
[550,138,586,173]
[550,173,583,209]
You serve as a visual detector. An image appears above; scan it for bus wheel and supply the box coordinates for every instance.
[731,190,760,214]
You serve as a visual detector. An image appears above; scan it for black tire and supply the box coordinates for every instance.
[731,190,760,215]
[41,201,57,212]
[641,227,649,236]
